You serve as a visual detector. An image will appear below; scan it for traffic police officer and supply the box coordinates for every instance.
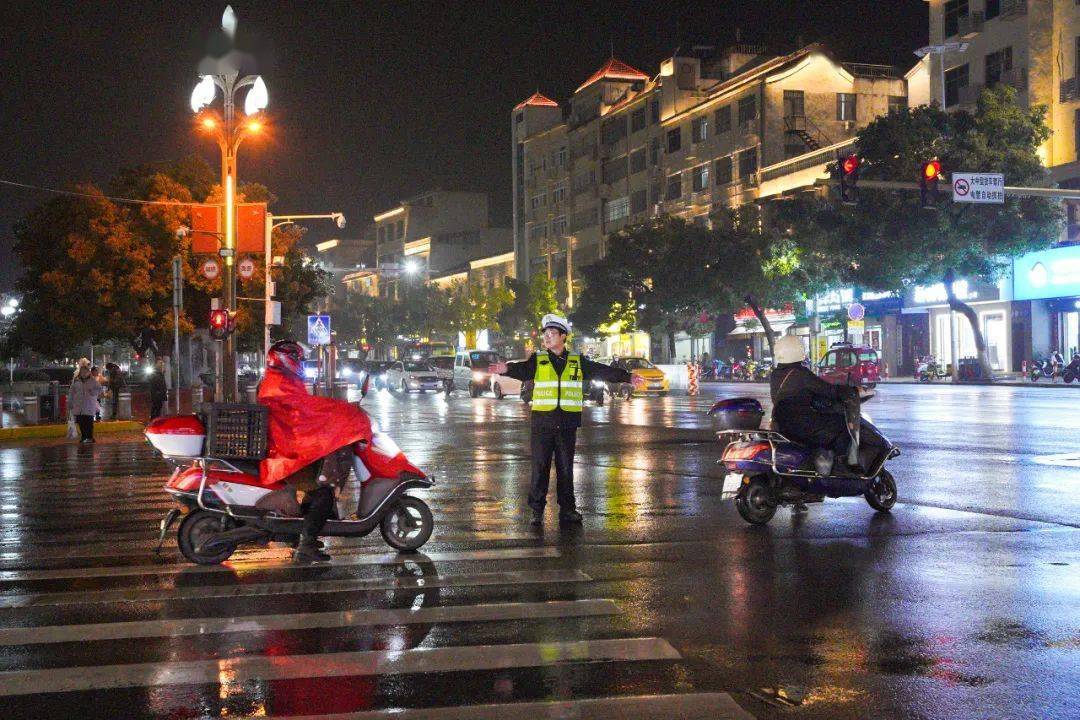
[489,314,643,525]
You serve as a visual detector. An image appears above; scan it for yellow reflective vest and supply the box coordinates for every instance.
[531,352,583,412]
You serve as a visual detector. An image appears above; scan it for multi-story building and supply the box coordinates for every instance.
[371,190,513,298]
[512,44,923,360]
[921,0,1080,371]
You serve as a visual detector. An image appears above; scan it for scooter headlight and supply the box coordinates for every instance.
[591,379,606,388]
[472,371,485,381]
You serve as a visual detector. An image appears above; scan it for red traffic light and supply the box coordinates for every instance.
[922,159,942,182]
[842,154,860,175]
[209,308,233,339]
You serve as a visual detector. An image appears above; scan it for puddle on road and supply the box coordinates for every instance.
[972,618,1047,647]
[870,631,991,687]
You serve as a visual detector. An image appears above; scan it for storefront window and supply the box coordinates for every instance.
[1062,311,1080,357]
[982,312,1006,370]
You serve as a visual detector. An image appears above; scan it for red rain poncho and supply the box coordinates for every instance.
[258,368,373,486]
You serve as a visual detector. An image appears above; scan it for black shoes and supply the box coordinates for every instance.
[531,509,583,525]
[293,535,331,563]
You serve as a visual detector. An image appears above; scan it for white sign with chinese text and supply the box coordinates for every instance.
[952,172,1005,204]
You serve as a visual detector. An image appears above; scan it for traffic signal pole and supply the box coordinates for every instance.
[822,178,1080,200]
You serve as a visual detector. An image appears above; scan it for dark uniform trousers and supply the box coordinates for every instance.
[528,425,578,513]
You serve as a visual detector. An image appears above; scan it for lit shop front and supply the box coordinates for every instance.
[902,277,1012,372]
[1013,245,1080,358]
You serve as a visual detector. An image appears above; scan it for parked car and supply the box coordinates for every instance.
[424,355,456,394]
[454,349,504,398]
[817,343,880,388]
[363,360,396,391]
[609,356,669,397]
[386,360,442,393]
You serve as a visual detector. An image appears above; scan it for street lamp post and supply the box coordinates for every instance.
[914,42,969,108]
[191,6,268,402]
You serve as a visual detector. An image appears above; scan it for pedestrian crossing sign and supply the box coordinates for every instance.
[307,315,331,346]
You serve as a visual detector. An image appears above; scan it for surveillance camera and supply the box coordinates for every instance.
[335,214,346,229]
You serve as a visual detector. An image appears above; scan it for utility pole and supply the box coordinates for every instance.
[172,256,183,414]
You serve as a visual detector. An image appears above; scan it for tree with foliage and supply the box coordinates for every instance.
[498,272,561,339]
[332,290,396,357]
[574,217,729,356]
[9,156,332,358]
[10,186,154,355]
[447,280,513,342]
[785,85,1062,377]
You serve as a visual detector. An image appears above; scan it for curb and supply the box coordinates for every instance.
[0,420,144,441]
[882,379,1080,388]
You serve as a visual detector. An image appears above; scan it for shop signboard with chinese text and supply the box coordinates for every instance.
[1013,245,1080,301]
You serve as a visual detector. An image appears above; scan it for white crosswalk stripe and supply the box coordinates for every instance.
[0,440,751,720]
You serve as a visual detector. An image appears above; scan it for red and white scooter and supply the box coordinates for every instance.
[146,393,434,565]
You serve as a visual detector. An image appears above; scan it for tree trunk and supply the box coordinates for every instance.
[943,270,994,381]
[667,331,676,360]
[744,295,776,358]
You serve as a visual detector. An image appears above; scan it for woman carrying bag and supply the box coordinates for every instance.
[68,358,102,444]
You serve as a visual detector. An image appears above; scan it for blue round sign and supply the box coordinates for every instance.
[847,303,866,321]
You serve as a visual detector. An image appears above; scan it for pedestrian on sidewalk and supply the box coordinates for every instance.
[149,359,167,419]
[489,314,644,526]
[105,362,125,419]
[68,358,102,444]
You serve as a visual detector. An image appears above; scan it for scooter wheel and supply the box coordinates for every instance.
[381,495,434,551]
[177,510,236,565]
[865,469,897,512]
[734,476,776,525]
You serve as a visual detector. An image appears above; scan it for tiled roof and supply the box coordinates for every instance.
[513,92,560,111]
[575,57,650,93]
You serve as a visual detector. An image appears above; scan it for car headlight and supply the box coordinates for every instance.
[472,371,485,381]
[341,367,353,378]
[304,367,317,379]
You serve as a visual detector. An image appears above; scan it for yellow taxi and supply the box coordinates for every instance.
[608,357,669,397]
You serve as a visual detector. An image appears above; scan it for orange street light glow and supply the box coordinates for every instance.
[201,117,217,130]
[246,120,262,132]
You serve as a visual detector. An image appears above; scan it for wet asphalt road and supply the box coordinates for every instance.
[0,382,1077,719]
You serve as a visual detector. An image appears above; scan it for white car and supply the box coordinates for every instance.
[386,360,442,393]
[491,360,529,401]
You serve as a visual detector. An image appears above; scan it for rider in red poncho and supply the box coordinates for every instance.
[259,340,373,562]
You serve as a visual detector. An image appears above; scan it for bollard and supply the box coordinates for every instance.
[23,395,39,425]
[333,381,350,400]
[687,363,699,396]
[117,392,132,421]
[245,386,258,404]
[100,397,113,421]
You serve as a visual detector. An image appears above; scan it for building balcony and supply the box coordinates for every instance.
[996,67,1027,93]
[956,11,985,38]
[1061,77,1080,103]
[841,63,899,79]
[1000,0,1026,18]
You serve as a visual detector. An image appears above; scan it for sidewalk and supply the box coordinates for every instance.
[0,419,144,442]
[880,376,1080,388]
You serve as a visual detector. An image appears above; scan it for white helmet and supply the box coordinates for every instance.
[774,335,806,365]
[541,313,570,334]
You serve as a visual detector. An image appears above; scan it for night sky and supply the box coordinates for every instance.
[0,0,928,290]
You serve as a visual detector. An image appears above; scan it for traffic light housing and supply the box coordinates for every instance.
[209,308,234,340]
[840,153,860,204]
[920,159,942,209]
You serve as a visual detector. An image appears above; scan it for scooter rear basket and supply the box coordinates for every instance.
[204,403,268,460]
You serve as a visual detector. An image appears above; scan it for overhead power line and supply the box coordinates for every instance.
[0,179,210,207]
